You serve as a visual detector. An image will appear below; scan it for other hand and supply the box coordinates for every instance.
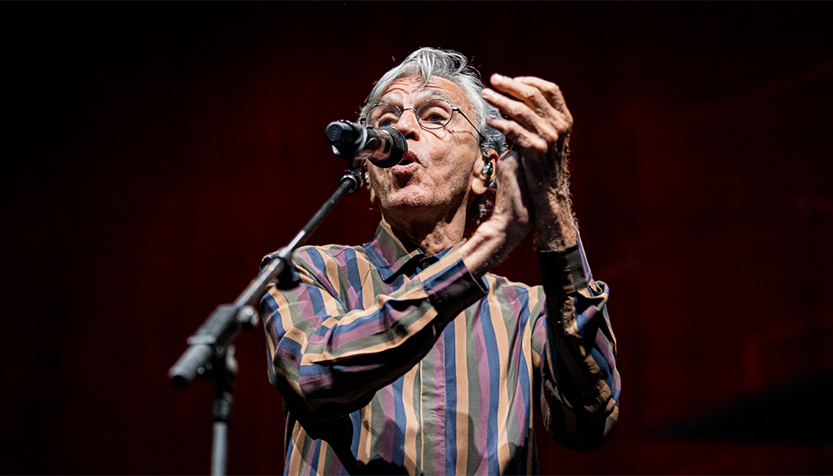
[482,74,577,250]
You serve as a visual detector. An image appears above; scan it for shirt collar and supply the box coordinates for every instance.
[364,221,462,281]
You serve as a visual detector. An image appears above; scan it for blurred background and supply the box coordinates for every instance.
[4,2,833,474]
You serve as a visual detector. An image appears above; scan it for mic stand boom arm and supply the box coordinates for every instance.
[168,153,363,476]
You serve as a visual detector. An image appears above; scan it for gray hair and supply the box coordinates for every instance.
[359,47,505,155]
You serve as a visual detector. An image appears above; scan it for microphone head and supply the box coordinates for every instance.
[370,126,408,168]
[326,120,361,147]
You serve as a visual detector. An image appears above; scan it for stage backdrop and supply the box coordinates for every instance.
[5,3,833,474]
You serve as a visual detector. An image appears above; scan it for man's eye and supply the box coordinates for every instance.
[422,109,449,124]
[374,112,398,127]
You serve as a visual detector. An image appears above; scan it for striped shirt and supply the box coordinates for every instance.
[261,222,619,475]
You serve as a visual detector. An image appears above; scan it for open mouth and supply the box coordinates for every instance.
[398,151,418,166]
[392,152,419,173]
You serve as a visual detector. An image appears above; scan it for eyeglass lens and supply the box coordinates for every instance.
[367,99,453,129]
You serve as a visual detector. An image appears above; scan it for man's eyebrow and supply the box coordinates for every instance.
[377,91,403,104]
[420,89,454,103]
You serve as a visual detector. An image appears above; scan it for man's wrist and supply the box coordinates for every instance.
[534,221,577,251]
[461,220,512,278]
[531,192,577,251]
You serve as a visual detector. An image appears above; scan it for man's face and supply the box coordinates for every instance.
[367,76,484,224]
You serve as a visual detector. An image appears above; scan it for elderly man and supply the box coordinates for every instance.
[260,47,619,475]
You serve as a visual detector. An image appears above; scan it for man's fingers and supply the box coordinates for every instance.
[486,116,549,154]
[485,74,573,139]
[510,76,573,131]
[514,76,572,122]
[482,88,559,142]
[489,73,555,119]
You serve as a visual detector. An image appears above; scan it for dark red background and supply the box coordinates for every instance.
[5,3,833,474]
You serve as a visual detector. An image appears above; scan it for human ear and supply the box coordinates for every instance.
[364,164,378,204]
[369,185,377,204]
[471,149,498,195]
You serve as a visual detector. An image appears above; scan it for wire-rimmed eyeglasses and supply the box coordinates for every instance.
[362,98,487,143]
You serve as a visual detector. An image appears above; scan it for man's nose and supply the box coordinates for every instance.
[394,108,420,140]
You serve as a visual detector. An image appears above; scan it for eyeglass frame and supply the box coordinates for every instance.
[361,98,488,145]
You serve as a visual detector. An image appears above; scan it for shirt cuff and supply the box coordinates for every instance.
[420,248,488,319]
[537,242,592,297]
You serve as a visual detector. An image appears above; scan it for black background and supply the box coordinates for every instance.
[4,2,833,474]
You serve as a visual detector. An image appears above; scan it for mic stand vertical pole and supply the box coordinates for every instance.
[211,346,236,476]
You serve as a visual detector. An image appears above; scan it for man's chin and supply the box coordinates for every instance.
[380,197,442,223]
[381,189,433,210]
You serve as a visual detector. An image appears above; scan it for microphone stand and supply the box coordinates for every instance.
[168,138,364,476]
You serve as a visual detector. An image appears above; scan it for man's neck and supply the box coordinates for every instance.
[381,211,466,256]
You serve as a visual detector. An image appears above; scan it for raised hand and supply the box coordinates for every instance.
[483,74,577,250]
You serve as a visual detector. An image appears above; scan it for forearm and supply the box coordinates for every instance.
[529,189,577,251]
[523,133,577,252]
[460,217,520,279]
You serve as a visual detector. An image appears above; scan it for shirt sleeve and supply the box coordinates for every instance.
[260,246,487,436]
[532,236,620,450]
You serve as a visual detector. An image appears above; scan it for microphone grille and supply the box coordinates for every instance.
[379,126,407,165]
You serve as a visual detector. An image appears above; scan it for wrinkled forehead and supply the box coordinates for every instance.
[377,76,469,109]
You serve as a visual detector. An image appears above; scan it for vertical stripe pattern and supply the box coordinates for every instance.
[261,223,619,475]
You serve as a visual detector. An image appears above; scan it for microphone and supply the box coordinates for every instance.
[326,121,407,168]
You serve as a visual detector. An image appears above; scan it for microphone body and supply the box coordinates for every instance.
[326,121,407,168]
